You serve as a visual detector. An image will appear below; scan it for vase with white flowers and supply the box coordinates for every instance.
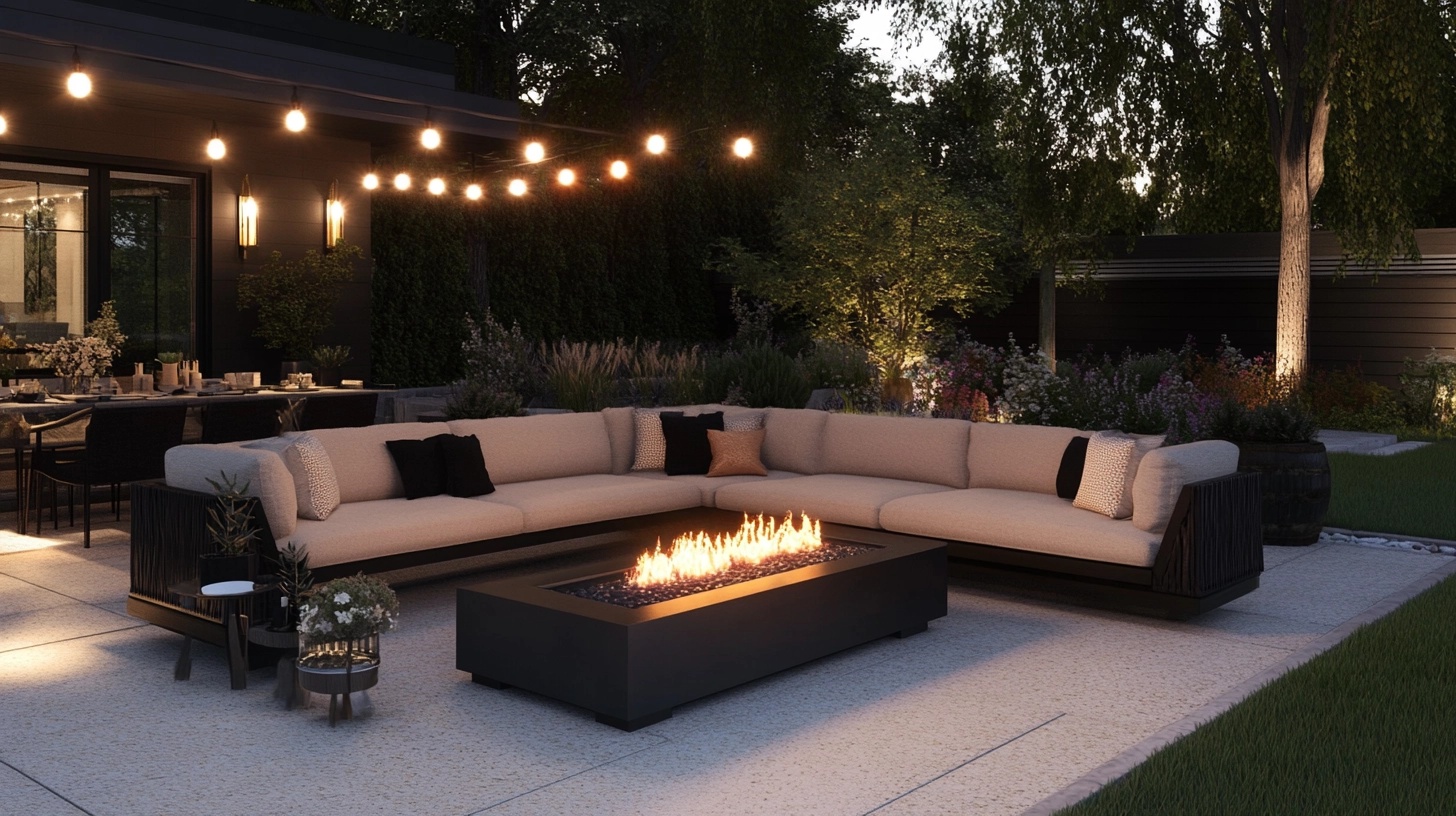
[295,573,399,724]
[32,300,127,394]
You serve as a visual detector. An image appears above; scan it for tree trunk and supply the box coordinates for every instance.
[1275,150,1312,385]
[1038,262,1056,370]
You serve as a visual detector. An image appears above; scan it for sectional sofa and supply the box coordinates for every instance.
[127,406,1262,644]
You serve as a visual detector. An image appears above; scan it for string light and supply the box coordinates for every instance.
[393,172,411,190]
[733,137,754,158]
[285,87,306,132]
[524,141,545,163]
[465,184,483,201]
[205,121,226,160]
[646,134,666,155]
[427,177,446,195]
[421,111,441,149]
[556,168,576,186]
[507,178,527,196]
[362,172,380,190]
[609,160,628,179]
[67,48,92,98]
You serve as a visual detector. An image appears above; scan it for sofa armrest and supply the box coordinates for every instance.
[165,443,297,540]
[1151,471,1263,597]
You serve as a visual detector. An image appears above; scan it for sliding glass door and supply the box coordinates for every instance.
[109,171,197,364]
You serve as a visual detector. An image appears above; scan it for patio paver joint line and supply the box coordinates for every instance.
[0,758,95,816]
[861,711,1067,815]
[469,735,672,814]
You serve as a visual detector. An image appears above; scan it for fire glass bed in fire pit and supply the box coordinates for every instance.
[456,509,947,731]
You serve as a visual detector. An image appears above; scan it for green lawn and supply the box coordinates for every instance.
[1326,441,1456,540]
[1057,572,1456,815]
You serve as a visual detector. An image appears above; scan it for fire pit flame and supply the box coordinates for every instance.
[627,513,823,588]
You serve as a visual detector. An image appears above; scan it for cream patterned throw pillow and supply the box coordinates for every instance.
[630,408,679,471]
[244,433,341,520]
[1073,431,1165,519]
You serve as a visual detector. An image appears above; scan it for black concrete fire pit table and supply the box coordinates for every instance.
[456,509,948,731]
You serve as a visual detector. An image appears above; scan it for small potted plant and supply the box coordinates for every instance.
[310,345,351,387]
[296,573,398,724]
[156,351,184,389]
[198,471,259,586]
[268,541,313,631]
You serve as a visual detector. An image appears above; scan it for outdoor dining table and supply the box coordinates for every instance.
[1,386,383,534]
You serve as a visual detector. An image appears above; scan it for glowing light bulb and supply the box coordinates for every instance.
[362,173,380,190]
[285,107,306,132]
[465,184,483,201]
[67,70,91,99]
[733,137,753,158]
[507,178,527,197]
[0,114,7,135]
[524,141,545,163]
[646,134,666,154]
[427,177,446,195]
[206,137,226,160]
[393,173,411,191]
[421,126,441,149]
[609,160,628,179]
[557,168,576,186]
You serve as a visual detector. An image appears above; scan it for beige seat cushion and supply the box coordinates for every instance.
[880,489,1163,567]
[602,406,636,473]
[967,423,1090,494]
[820,413,971,487]
[626,469,805,506]
[289,496,525,568]
[1131,440,1241,533]
[307,423,444,504]
[165,443,298,541]
[477,474,701,532]
[761,408,829,474]
[713,474,955,529]
[449,413,612,484]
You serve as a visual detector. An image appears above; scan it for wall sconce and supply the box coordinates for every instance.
[325,181,344,249]
[238,174,258,259]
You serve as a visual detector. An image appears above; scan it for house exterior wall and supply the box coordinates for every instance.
[0,66,373,380]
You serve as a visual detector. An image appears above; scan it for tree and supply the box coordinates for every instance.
[879,0,1454,382]
[719,127,1012,379]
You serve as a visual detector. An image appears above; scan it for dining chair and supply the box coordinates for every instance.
[299,392,379,430]
[199,397,288,444]
[28,403,188,547]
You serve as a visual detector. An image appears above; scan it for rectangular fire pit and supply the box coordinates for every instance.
[456,515,947,731]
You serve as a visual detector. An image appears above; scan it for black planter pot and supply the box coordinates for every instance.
[197,552,258,587]
[1237,441,1331,546]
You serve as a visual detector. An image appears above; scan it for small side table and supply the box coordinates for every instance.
[169,579,276,690]
[248,625,309,708]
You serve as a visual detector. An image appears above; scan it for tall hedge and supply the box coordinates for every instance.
[370,159,774,387]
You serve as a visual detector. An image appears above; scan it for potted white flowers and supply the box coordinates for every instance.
[33,300,127,394]
[295,573,399,724]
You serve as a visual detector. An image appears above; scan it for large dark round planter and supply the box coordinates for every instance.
[1237,441,1331,546]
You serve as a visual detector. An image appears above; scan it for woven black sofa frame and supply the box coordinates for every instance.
[127,471,1263,648]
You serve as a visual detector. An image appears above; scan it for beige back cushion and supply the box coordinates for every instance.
[165,443,299,541]
[449,412,612,484]
[602,407,635,474]
[761,408,828,474]
[1131,440,1241,533]
[967,422,1090,495]
[308,423,443,503]
[820,414,971,487]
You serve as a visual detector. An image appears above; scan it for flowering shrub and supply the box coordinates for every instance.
[33,335,118,381]
[297,573,399,645]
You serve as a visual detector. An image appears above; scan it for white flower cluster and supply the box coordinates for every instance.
[996,347,1062,424]
[296,575,399,644]
[33,335,119,380]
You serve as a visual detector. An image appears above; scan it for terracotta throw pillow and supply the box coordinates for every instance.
[1073,430,1165,519]
[706,428,768,477]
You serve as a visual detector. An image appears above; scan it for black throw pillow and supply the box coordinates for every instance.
[440,433,495,497]
[661,411,725,475]
[386,434,449,499]
[1056,436,1090,500]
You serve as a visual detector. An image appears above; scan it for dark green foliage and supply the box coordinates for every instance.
[705,342,810,408]
[271,541,314,629]
[204,472,258,557]
[1205,395,1320,444]
[238,243,361,361]
[370,199,473,387]
[1058,570,1456,815]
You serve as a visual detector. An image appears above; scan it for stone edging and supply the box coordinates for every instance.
[1021,557,1456,816]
